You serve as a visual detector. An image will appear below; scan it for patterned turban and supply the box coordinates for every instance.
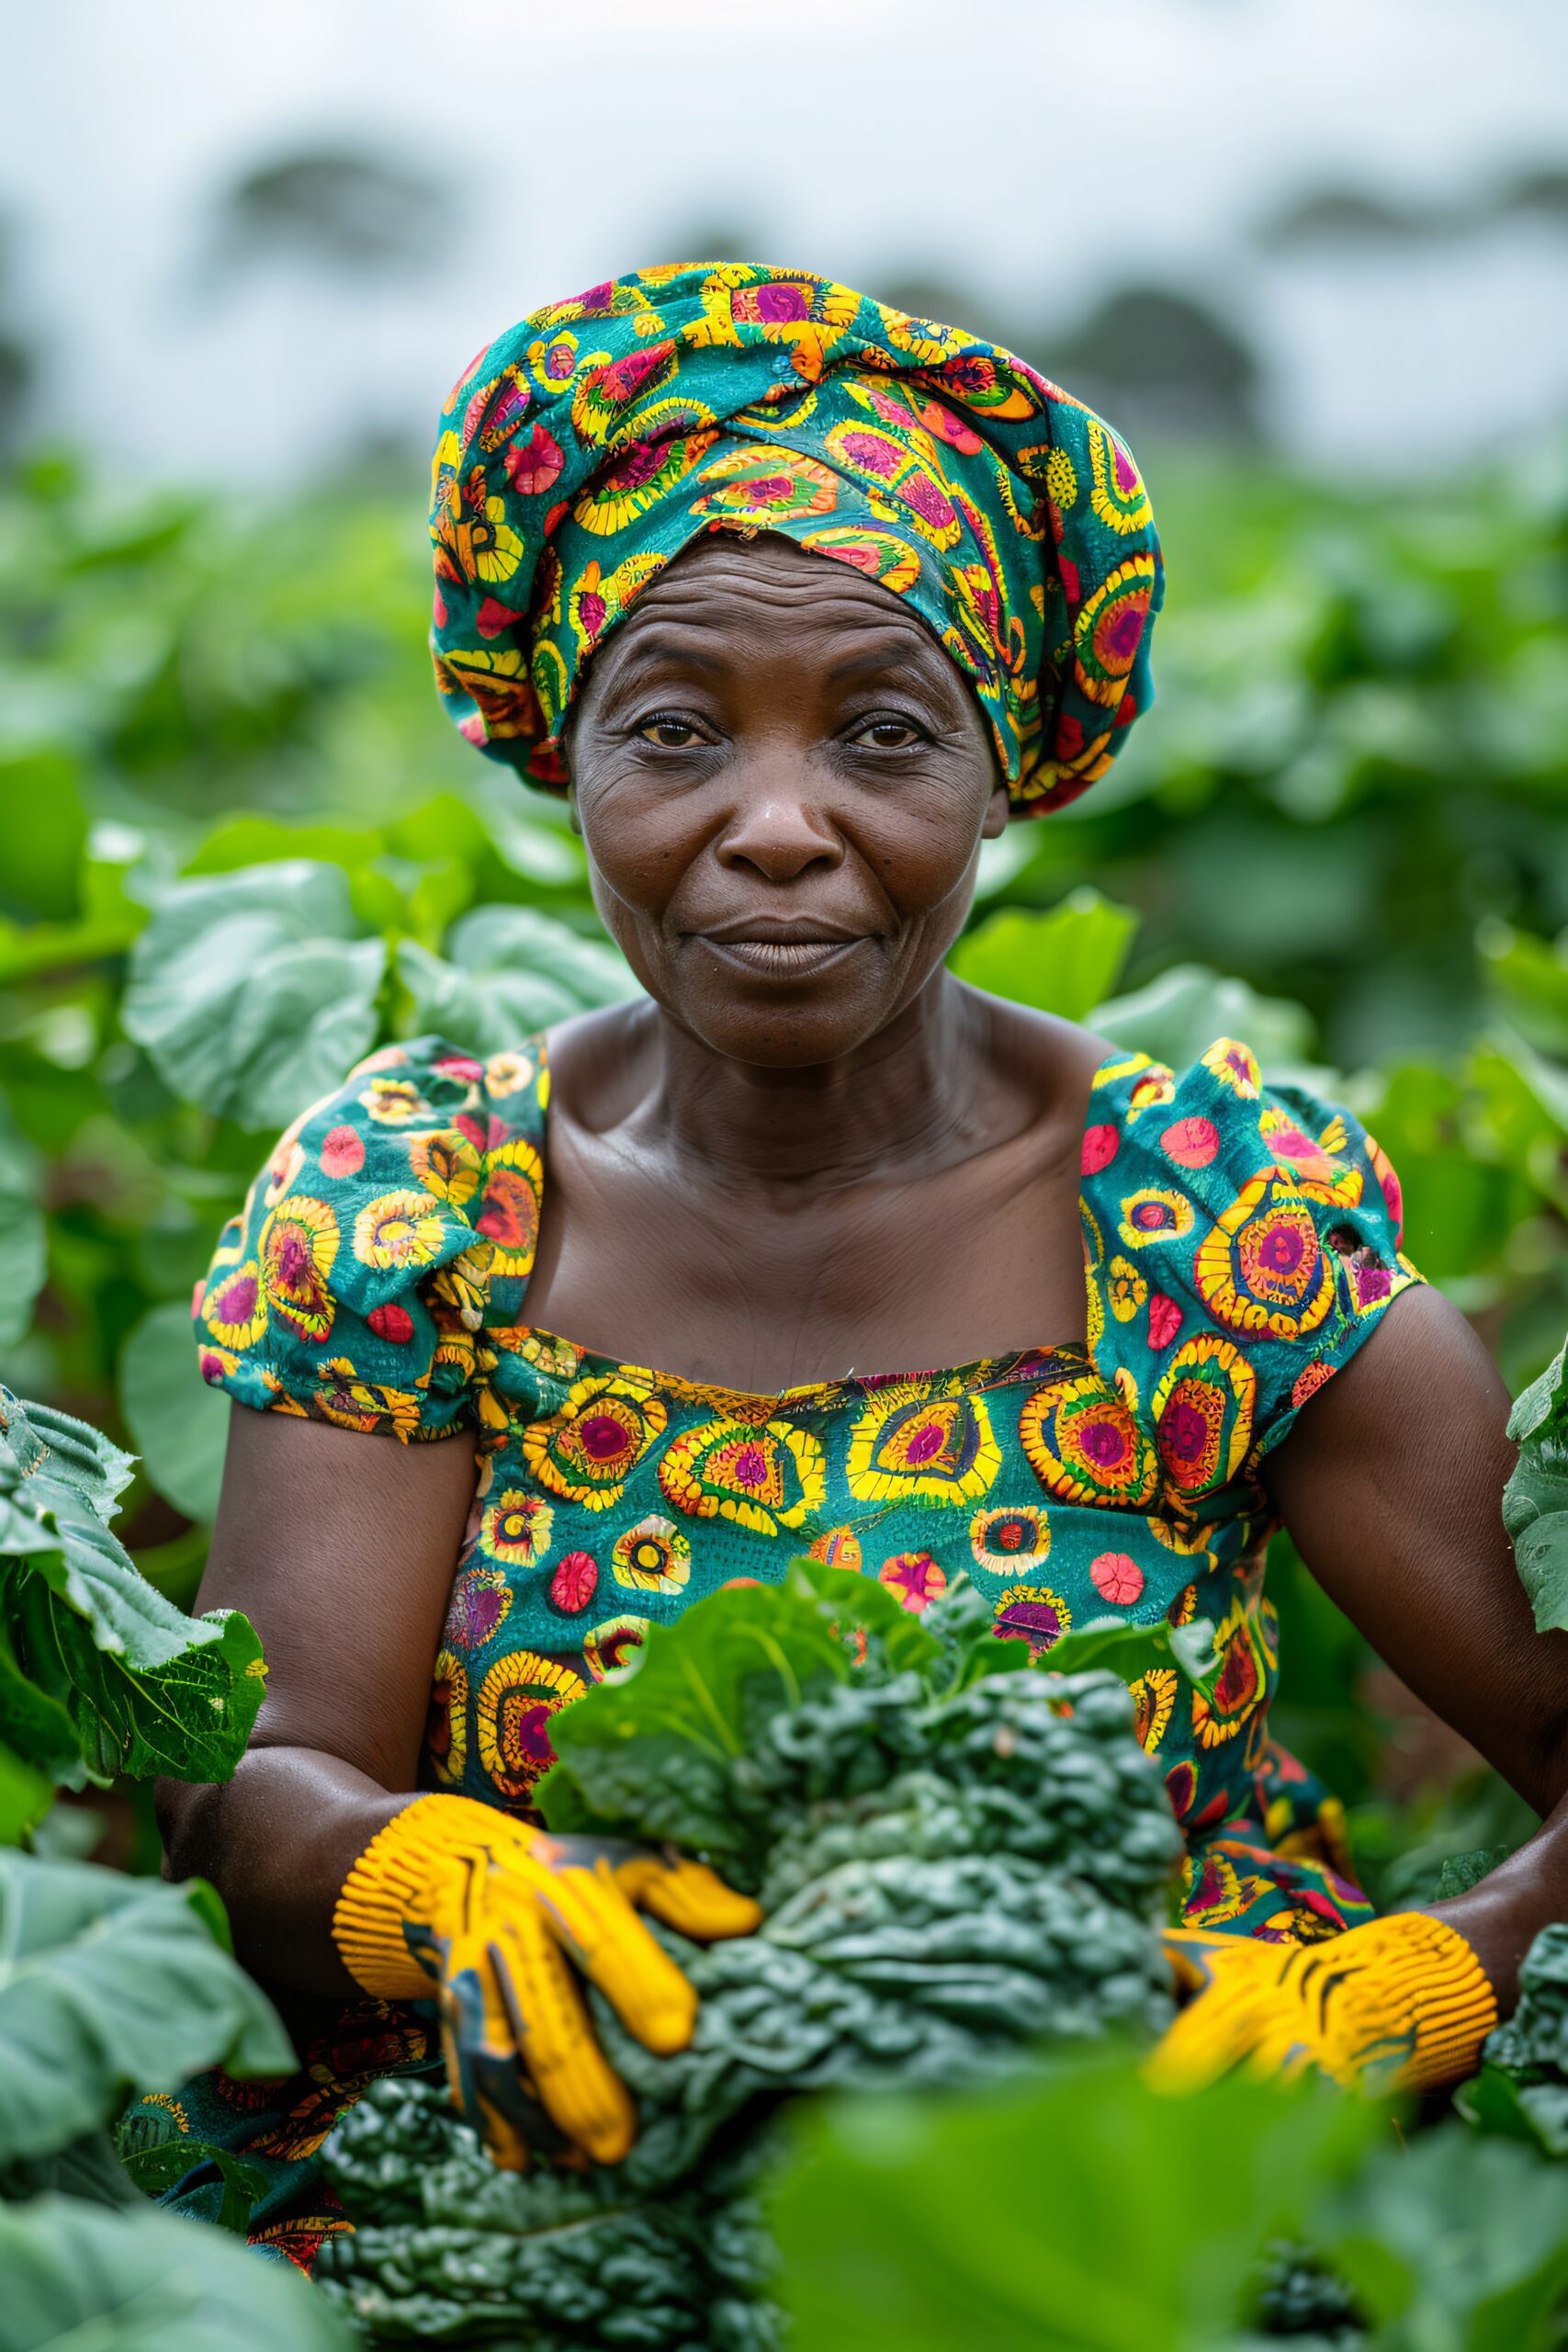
[429,262,1163,819]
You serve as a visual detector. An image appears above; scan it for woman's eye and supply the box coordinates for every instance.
[637,715,705,748]
[851,716,923,750]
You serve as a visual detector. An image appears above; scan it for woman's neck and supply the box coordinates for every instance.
[623,973,997,1194]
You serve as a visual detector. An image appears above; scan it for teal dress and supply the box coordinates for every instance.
[140,1027,1420,2267]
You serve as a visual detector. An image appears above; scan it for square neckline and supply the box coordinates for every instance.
[502,1035,1129,1408]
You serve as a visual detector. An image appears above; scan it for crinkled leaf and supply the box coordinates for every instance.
[122,860,386,1131]
[0,2194,353,2351]
[118,1299,229,1524]
[0,1852,294,2164]
[398,901,639,1058]
[539,1559,936,1855]
[1503,1342,1568,1632]
[950,888,1137,1023]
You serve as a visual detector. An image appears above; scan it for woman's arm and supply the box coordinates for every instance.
[155,1403,477,1996]
[1266,1283,1568,2007]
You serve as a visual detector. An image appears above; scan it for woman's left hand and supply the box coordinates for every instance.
[1148,1912,1499,2097]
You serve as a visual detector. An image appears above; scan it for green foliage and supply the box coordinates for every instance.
[319,1569,1188,2343]
[0,1386,263,1793]
[1503,1341,1568,1632]
[0,2194,354,2351]
[771,2053,1382,2352]
[948,887,1136,1021]
[0,1853,290,2171]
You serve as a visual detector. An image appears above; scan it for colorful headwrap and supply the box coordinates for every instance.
[429,263,1164,819]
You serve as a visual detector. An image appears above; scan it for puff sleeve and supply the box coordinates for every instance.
[1081,1038,1422,1510]
[192,1036,545,1443]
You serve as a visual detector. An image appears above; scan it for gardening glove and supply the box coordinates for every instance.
[1148,1913,1496,2098]
[332,1793,761,2167]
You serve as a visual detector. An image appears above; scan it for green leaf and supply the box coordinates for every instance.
[116,2109,267,2233]
[1092,962,1319,1078]
[0,1851,293,2165]
[1325,2126,1568,2352]
[397,902,640,1057]
[0,2195,355,2351]
[0,751,88,922]
[0,1188,47,1353]
[771,2048,1382,2352]
[950,888,1137,1022]
[1503,1342,1568,1632]
[1,1385,264,1785]
[0,1745,51,1849]
[1043,1612,1220,1694]
[539,1558,937,1858]
[122,861,387,1131]
[118,1301,229,1524]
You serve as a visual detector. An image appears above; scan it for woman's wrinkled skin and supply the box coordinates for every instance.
[161,533,1568,2052]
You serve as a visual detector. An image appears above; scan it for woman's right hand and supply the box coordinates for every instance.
[333,1793,761,2166]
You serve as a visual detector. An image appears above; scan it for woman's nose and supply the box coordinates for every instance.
[714,778,846,883]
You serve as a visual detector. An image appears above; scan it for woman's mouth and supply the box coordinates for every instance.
[692,920,868,979]
[699,936,863,978]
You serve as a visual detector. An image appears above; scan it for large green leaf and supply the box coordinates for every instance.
[0,2194,354,2351]
[122,861,387,1131]
[1325,2126,1568,2352]
[0,1851,293,2165]
[0,1387,264,1785]
[1093,962,1320,1078]
[950,888,1137,1021]
[1503,1341,1568,1633]
[118,1301,229,1525]
[397,901,640,1057]
[0,1746,51,1849]
[538,1558,937,1859]
[771,2049,1381,2352]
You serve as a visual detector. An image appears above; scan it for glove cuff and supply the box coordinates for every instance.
[332,1793,532,1997]
[1364,1913,1498,2092]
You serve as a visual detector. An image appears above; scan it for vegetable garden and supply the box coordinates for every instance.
[3,433,1568,2346]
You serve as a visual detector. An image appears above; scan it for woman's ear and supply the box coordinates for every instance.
[981,784,1010,840]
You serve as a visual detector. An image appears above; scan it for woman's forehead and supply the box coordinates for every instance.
[589,534,952,675]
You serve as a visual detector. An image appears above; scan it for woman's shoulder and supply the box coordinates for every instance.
[1080,1035,1421,1476]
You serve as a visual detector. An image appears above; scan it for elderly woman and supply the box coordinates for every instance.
[158,263,1568,2265]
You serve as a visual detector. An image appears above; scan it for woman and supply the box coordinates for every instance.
[155,263,1568,2264]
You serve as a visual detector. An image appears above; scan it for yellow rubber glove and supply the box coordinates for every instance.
[1148,1912,1497,2098]
[332,1794,761,2167]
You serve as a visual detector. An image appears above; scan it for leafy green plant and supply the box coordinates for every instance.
[316,1565,1189,2344]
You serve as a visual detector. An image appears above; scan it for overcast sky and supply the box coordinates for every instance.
[4,0,1566,480]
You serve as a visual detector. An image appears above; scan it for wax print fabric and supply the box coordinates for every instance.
[156,1028,1420,2267]
[429,262,1164,818]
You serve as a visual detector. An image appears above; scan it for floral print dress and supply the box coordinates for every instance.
[151,1026,1419,2266]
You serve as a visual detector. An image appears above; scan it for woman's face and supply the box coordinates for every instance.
[565,534,1009,1069]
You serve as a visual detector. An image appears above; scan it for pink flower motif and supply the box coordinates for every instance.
[550,1553,599,1614]
[1160,1116,1219,1170]
[1081,1123,1120,1175]
[1354,1263,1393,1308]
[877,1553,948,1613]
[1147,1294,1183,1350]
[321,1125,366,1180]
[1089,1552,1145,1607]
[503,424,565,497]
[434,1055,484,1084]
[476,597,524,640]
[899,474,956,530]
[754,282,810,323]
